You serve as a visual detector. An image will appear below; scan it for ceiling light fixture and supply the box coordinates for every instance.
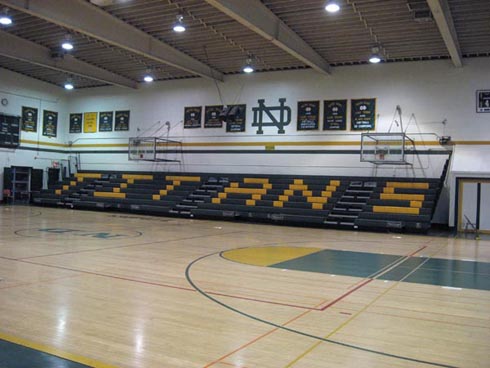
[64,78,74,90]
[325,1,340,13]
[0,8,12,25]
[369,46,382,64]
[173,15,186,33]
[242,57,254,74]
[143,68,154,82]
[61,34,74,51]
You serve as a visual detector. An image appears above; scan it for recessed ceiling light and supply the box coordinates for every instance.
[325,1,340,13]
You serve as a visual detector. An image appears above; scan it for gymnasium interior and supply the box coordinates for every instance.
[0,0,489,367]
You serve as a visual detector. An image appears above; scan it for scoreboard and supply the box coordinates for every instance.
[0,113,20,148]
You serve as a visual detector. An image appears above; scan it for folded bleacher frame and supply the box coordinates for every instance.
[32,171,443,233]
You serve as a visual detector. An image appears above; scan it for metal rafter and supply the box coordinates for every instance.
[427,0,463,67]
[0,30,137,89]
[204,0,331,75]
[0,0,224,81]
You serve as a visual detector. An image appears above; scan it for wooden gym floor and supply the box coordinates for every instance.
[0,205,489,368]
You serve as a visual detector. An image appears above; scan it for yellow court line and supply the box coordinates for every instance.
[0,331,119,368]
[283,242,448,368]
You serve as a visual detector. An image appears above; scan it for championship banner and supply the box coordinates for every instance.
[42,110,58,137]
[204,105,223,128]
[184,106,202,129]
[69,113,82,133]
[323,100,347,130]
[297,101,319,130]
[21,106,38,132]
[477,90,490,113]
[83,112,97,133]
[115,110,130,131]
[225,104,246,133]
[99,111,114,132]
[351,98,376,131]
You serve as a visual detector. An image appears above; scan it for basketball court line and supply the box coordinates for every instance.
[283,242,453,368]
[188,246,458,368]
[3,257,324,310]
[14,231,242,260]
[0,331,118,368]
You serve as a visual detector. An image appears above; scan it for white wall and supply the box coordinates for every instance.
[2,56,490,224]
[0,68,68,198]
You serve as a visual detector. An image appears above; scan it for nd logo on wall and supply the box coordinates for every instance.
[252,98,291,134]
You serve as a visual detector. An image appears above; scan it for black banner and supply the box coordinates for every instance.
[69,113,82,133]
[323,100,347,130]
[351,98,376,131]
[21,106,38,132]
[477,90,490,113]
[184,106,202,129]
[225,104,246,133]
[297,101,319,131]
[99,111,114,132]
[204,105,223,128]
[115,110,130,131]
[42,110,58,137]
[0,113,20,148]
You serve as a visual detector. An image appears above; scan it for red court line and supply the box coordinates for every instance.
[407,245,427,257]
[0,273,84,290]
[319,279,373,311]
[203,300,326,368]
[15,259,325,310]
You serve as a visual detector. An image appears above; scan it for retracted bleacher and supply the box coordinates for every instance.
[33,171,442,233]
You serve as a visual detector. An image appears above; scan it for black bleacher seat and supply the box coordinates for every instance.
[32,171,442,233]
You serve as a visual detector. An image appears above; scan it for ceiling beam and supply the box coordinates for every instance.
[0,0,224,81]
[0,30,138,89]
[427,0,463,67]
[205,0,331,75]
